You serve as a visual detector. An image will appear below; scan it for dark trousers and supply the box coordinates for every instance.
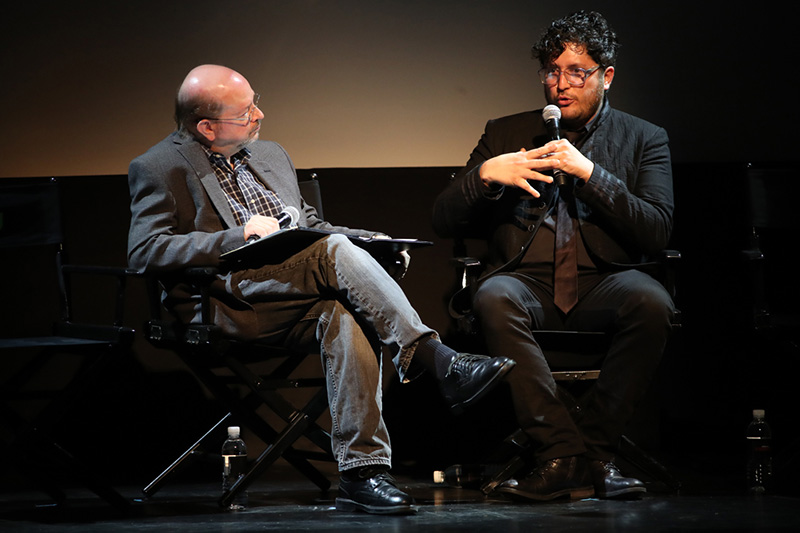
[472,269,674,462]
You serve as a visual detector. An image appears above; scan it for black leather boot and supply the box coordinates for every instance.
[439,354,515,413]
[336,467,416,515]
[588,460,646,499]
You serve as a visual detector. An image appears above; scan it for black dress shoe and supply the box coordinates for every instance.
[495,456,594,501]
[440,354,516,413]
[588,460,646,499]
[336,468,416,515]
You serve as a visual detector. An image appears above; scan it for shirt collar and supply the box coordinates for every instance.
[202,145,252,170]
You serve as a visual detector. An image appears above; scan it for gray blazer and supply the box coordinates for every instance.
[127,132,374,335]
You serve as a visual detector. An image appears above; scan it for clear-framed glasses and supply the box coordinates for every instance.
[538,66,601,88]
[205,93,261,124]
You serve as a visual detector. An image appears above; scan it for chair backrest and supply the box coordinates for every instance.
[0,178,63,249]
[746,164,798,231]
[297,171,323,220]
[1,177,136,343]
[0,178,67,334]
[744,163,796,318]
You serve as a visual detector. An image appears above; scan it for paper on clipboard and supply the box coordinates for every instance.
[220,227,432,265]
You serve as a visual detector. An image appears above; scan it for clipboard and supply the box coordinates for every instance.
[220,227,432,265]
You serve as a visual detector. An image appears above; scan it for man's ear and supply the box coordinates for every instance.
[195,119,216,142]
[603,66,615,91]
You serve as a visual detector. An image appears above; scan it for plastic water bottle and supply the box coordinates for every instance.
[433,464,486,489]
[222,426,248,510]
[746,409,772,495]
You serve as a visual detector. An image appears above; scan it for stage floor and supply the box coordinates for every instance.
[2,461,798,532]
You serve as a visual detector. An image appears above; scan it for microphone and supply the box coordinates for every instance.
[542,105,570,188]
[246,206,300,243]
[275,205,299,229]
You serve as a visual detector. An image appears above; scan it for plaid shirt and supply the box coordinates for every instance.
[204,146,285,226]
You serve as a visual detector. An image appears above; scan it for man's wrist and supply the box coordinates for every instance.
[478,162,501,190]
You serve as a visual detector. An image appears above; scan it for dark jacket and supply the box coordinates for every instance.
[433,100,674,277]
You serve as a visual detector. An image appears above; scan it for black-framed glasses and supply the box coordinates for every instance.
[204,93,261,124]
[538,66,601,87]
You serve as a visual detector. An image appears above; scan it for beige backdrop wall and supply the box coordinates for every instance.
[0,1,790,178]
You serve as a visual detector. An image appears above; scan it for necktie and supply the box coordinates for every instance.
[554,191,578,313]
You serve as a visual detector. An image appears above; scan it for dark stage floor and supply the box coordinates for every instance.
[2,461,799,533]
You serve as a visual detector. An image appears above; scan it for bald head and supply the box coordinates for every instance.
[174,64,254,138]
[179,64,247,108]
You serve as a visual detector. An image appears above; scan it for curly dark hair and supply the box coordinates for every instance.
[532,11,620,69]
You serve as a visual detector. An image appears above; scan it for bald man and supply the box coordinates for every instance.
[127,65,515,515]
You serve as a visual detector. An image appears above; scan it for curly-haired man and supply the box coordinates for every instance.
[434,11,675,501]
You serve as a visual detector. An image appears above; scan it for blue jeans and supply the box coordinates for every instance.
[228,234,436,471]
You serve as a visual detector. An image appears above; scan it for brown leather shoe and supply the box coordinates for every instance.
[495,456,595,501]
[588,460,646,499]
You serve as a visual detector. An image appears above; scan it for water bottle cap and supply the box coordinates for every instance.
[752,409,765,418]
[227,426,241,437]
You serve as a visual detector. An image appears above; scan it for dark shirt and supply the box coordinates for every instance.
[518,115,600,284]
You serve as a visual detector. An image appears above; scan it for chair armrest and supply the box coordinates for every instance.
[184,266,220,281]
[54,321,135,345]
[450,256,483,290]
[61,264,142,277]
[659,249,681,262]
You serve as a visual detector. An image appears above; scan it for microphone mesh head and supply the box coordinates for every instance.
[542,104,561,122]
[285,205,299,224]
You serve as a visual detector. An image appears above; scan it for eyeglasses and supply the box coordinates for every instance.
[538,66,601,88]
[204,93,261,124]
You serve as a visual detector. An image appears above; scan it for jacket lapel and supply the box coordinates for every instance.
[248,157,293,204]
[173,134,239,229]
